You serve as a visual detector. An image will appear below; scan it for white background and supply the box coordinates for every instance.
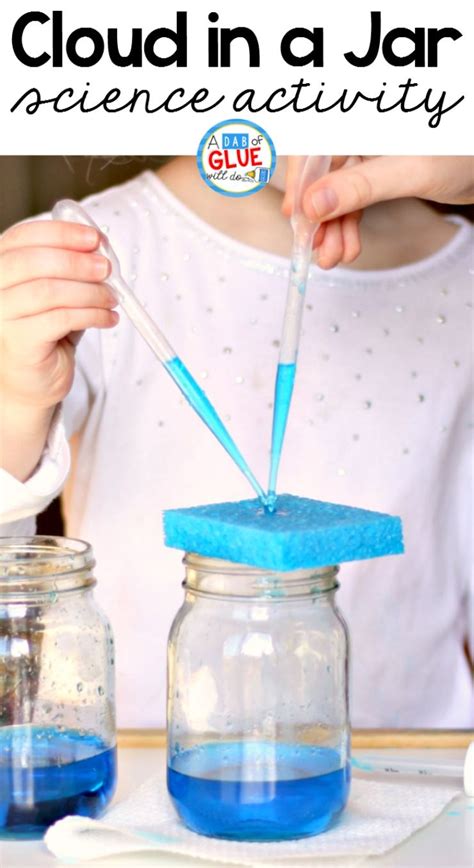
[0,0,472,154]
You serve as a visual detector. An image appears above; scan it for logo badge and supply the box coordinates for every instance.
[197,119,276,197]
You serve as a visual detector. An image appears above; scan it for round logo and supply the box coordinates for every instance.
[197,119,276,197]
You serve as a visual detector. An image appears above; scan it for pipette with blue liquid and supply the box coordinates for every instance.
[52,200,267,504]
[267,156,331,510]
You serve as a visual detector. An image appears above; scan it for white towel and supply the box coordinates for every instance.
[44,772,458,865]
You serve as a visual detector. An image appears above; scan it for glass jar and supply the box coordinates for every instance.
[167,554,350,841]
[0,536,116,839]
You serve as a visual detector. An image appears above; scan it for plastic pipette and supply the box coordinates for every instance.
[352,741,474,796]
[267,156,331,509]
[52,200,266,502]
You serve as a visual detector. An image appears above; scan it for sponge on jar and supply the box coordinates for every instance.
[163,494,404,571]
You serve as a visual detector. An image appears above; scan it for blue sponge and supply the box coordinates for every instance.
[163,494,404,571]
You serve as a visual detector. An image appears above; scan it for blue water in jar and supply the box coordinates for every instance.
[0,725,116,839]
[168,741,350,840]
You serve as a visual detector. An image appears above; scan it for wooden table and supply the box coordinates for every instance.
[1,730,473,867]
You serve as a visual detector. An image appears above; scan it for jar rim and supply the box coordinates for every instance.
[0,536,95,589]
[183,552,338,579]
[183,553,339,600]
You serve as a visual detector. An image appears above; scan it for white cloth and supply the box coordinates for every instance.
[44,773,458,865]
[0,171,473,728]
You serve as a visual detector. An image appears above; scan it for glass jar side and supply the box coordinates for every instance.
[167,556,350,841]
[0,537,116,839]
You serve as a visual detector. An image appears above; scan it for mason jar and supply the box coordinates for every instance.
[167,554,350,841]
[0,536,116,839]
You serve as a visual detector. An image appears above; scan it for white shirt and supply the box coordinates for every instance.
[1,170,473,729]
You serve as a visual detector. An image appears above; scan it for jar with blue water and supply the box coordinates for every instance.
[0,536,116,839]
[167,554,350,841]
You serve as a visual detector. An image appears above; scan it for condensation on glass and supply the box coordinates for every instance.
[0,536,116,839]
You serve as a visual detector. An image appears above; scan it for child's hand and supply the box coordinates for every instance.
[283,156,474,269]
[282,156,363,270]
[0,219,118,408]
[0,219,118,480]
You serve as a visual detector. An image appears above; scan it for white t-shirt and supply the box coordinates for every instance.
[1,170,473,729]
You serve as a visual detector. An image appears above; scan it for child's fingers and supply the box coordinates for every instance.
[0,247,110,291]
[283,156,352,217]
[1,279,117,321]
[340,214,362,264]
[7,307,119,355]
[316,219,344,269]
[312,211,362,265]
[66,329,85,348]
[4,308,118,368]
[312,224,327,250]
[302,156,425,223]
[0,220,100,254]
